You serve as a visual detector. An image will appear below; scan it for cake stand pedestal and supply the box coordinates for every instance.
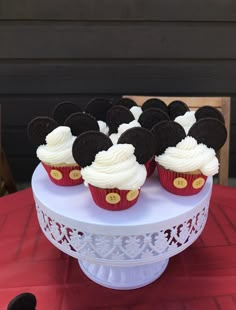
[32,164,212,290]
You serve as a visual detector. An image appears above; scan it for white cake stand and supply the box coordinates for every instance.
[32,164,212,290]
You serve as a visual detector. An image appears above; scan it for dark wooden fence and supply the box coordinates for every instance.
[0,0,235,181]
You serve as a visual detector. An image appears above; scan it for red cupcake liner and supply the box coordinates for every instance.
[88,185,140,211]
[42,162,84,186]
[145,157,156,178]
[157,164,207,196]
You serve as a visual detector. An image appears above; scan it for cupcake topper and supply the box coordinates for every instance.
[195,105,225,124]
[152,121,186,156]
[7,292,37,310]
[168,100,189,120]
[27,117,58,146]
[72,131,113,168]
[142,98,168,114]
[106,105,135,134]
[138,108,170,130]
[64,112,99,136]
[85,97,113,122]
[115,98,137,109]
[117,127,155,164]
[52,101,82,125]
[28,102,99,146]
[188,118,227,152]
[72,127,155,167]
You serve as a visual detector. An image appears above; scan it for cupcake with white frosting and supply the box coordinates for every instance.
[152,117,227,195]
[72,128,155,210]
[36,126,83,186]
[27,105,101,186]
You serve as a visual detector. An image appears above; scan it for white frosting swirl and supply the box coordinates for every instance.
[155,136,219,176]
[174,111,196,134]
[98,120,109,135]
[130,106,143,120]
[110,120,141,144]
[37,126,77,165]
[81,144,147,189]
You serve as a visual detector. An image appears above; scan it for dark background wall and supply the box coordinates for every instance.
[0,0,235,181]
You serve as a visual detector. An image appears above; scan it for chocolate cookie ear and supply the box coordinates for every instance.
[53,101,82,125]
[168,100,190,120]
[27,117,58,146]
[106,105,135,134]
[115,98,137,109]
[138,108,170,130]
[142,98,168,114]
[7,292,37,310]
[64,112,99,136]
[188,118,227,152]
[152,121,186,156]
[72,131,112,167]
[195,106,225,124]
[85,97,113,121]
[117,127,155,164]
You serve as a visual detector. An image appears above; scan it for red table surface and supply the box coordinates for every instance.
[0,185,235,310]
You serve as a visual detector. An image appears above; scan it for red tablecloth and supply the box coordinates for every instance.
[0,185,236,310]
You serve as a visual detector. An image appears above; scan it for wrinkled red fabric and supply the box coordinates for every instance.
[0,185,236,310]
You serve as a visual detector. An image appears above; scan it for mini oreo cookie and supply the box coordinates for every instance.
[106,105,135,134]
[72,131,113,167]
[168,100,189,120]
[195,106,225,124]
[64,112,99,136]
[53,101,82,125]
[27,117,58,146]
[85,97,113,121]
[115,98,137,109]
[7,292,36,310]
[118,127,155,164]
[188,118,227,152]
[138,108,170,130]
[142,98,168,114]
[152,121,186,156]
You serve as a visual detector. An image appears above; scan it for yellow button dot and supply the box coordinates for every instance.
[50,169,63,180]
[126,190,139,201]
[192,177,205,189]
[69,169,81,180]
[105,192,121,204]
[173,177,188,189]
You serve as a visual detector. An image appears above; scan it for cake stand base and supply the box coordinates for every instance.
[78,259,169,290]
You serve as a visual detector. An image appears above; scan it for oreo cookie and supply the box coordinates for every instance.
[152,121,186,156]
[138,108,170,129]
[72,131,113,167]
[188,118,227,152]
[27,117,58,146]
[106,105,135,134]
[142,98,168,114]
[118,127,155,164]
[7,292,36,310]
[85,97,113,121]
[168,100,189,120]
[64,112,99,136]
[115,98,137,109]
[53,101,82,125]
[195,106,225,123]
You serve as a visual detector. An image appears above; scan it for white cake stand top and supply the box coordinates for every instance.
[32,164,212,235]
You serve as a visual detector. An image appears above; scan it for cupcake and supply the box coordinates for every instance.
[72,128,155,210]
[152,117,227,196]
[27,104,101,186]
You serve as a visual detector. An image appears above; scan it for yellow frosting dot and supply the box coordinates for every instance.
[173,177,188,189]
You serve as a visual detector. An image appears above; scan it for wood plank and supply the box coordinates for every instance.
[0,23,236,59]
[0,0,236,21]
[1,62,236,94]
